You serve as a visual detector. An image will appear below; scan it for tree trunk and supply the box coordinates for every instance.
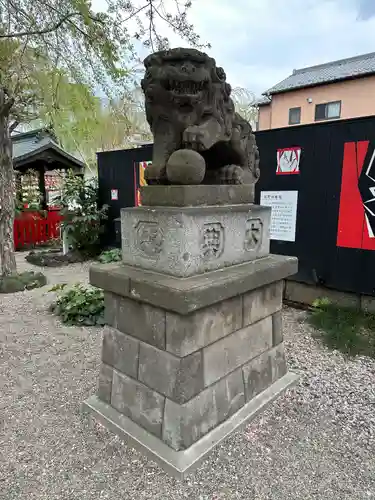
[0,90,17,277]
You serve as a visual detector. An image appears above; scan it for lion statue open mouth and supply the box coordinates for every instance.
[141,47,260,186]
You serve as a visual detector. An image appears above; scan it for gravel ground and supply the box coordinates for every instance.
[1,253,375,499]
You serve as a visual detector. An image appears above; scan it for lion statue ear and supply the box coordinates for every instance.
[216,66,227,82]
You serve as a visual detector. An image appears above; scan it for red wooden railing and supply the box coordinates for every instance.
[14,210,63,250]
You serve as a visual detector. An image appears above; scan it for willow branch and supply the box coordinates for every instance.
[0,12,101,38]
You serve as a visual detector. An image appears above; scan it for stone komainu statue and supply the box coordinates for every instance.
[141,47,260,186]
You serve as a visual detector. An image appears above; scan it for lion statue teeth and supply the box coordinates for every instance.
[141,47,260,186]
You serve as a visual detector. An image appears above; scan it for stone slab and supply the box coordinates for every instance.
[111,370,165,438]
[163,369,245,451]
[97,363,113,404]
[243,281,283,326]
[121,205,270,277]
[272,343,288,381]
[114,294,166,349]
[272,311,283,346]
[203,316,273,386]
[166,295,243,356]
[90,254,298,315]
[242,343,287,401]
[104,292,118,328]
[284,280,360,308]
[361,295,375,314]
[138,343,203,403]
[140,185,254,207]
[82,371,299,479]
[101,326,139,378]
[281,280,375,311]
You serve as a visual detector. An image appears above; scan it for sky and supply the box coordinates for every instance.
[150,0,375,97]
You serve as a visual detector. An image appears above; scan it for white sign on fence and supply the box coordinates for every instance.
[260,190,298,242]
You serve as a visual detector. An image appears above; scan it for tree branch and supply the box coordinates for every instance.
[0,98,15,116]
[9,120,19,133]
[123,2,150,23]
[0,11,101,38]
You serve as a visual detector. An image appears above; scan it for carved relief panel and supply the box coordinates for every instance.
[135,221,164,256]
[202,222,224,259]
[244,218,263,251]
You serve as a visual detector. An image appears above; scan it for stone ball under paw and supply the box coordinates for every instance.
[166,149,206,185]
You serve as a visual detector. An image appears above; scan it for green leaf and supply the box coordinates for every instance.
[50,282,104,326]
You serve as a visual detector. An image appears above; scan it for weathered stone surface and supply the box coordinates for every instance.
[242,350,272,402]
[111,370,165,437]
[141,47,259,187]
[138,343,203,403]
[90,255,298,315]
[284,280,359,308]
[101,326,139,378]
[90,263,130,297]
[243,281,283,326]
[203,316,272,386]
[97,363,113,404]
[140,185,254,207]
[83,371,299,478]
[162,368,245,451]
[361,295,375,314]
[273,343,287,380]
[166,149,206,185]
[272,310,283,346]
[104,292,118,328]
[116,296,166,349]
[166,296,242,356]
[121,204,270,278]
[242,343,288,402]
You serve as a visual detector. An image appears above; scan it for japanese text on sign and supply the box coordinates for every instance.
[260,190,298,242]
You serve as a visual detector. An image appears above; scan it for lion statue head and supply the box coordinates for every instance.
[141,47,234,136]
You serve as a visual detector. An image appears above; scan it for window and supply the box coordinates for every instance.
[288,107,301,125]
[315,101,341,121]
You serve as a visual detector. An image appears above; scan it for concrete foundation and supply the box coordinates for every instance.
[83,372,298,479]
[284,279,374,310]
[84,191,298,477]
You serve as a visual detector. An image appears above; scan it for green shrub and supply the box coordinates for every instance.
[309,297,375,358]
[98,248,122,263]
[59,172,108,257]
[49,283,105,326]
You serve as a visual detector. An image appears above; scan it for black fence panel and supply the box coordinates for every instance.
[255,115,375,296]
[97,145,153,248]
[97,117,375,296]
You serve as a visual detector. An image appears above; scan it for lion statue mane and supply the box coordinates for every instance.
[141,47,260,186]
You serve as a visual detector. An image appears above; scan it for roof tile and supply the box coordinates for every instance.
[12,130,84,168]
[264,51,375,95]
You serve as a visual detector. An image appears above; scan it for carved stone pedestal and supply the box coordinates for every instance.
[83,186,298,478]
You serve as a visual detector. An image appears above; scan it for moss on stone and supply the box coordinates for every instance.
[25,249,88,267]
[0,271,47,293]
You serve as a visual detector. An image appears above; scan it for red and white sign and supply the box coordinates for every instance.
[337,140,375,250]
[111,189,118,201]
[276,147,301,175]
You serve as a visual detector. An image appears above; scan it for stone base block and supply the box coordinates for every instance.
[90,254,298,315]
[121,204,271,277]
[140,185,255,207]
[87,253,298,477]
[82,371,298,479]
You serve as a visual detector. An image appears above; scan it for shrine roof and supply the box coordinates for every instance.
[12,128,85,170]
